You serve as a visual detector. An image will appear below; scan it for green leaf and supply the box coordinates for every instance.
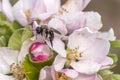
[112,74,120,80]
[99,69,113,80]
[110,40,120,48]
[0,12,7,21]
[8,28,24,50]
[108,53,118,64]
[23,52,56,80]
[0,36,7,46]
[8,26,33,50]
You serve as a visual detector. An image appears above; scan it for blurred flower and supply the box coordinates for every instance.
[0,0,14,22]
[12,0,61,26]
[0,47,22,80]
[60,0,91,13]
[51,27,113,79]
[29,42,51,61]
[0,2,2,11]
[39,66,102,80]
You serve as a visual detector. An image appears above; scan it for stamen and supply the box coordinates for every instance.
[55,72,72,80]
[10,62,26,80]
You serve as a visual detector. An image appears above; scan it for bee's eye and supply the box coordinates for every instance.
[36,27,42,34]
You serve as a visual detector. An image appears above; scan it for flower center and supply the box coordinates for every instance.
[55,72,72,80]
[10,62,26,80]
[24,10,31,21]
[65,47,83,68]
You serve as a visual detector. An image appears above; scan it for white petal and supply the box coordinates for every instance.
[83,38,110,63]
[48,18,68,35]
[62,0,91,12]
[39,66,53,80]
[18,39,33,62]
[0,73,14,80]
[12,0,30,26]
[2,0,14,22]
[0,47,18,74]
[46,35,66,57]
[75,74,101,80]
[60,12,86,33]
[96,28,116,41]
[68,28,95,53]
[100,57,113,69]
[44,0,60,13]
[53,55,66,71]
[71,61,101,74]
[62,69,79,78]
[31,0,47,19]
[85,11,103,31]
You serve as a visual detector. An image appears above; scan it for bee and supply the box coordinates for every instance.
[32,22,61,47]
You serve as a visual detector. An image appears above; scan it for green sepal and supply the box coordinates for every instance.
[99,69,120,80]
[112,74,120,80]
[108,53,118,64]
[8,26,33,50]
[23,52,56,80]
[99,69,113,80]
[110,40,120,48]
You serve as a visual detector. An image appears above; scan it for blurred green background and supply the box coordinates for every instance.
[10,0,120,73]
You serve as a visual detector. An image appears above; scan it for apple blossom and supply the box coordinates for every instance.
[39,66,102,80]
[51,27,113,79]
[12,0,61,26]
[29,42,51,61]
[0,47,26,80]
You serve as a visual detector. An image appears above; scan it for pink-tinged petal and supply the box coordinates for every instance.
[33,54,49,61]
[29,41,51,61]
[75,74,102,80]
[62,69,79,78]
[0,73,15,80]
[60,12,86,33]
[31,0,47,19]
[68,28,95,53]
[46,35,66,57]
[70,61,101,74]
[18,39,33,62]
[0,2,2,11]
[62,0,91,12]
[0,47,18,74]
[12,1,28,26]
[100,57,113,69]
[39,66,53,80]
[96,28,116,41]
[35,13,52,21]
[53,55,66,71]
[44,0,60,13]
[48,18,68,35]
[32,21,39,35]
[2,0,14,22]
[83,38,110,63]
[85,12,103,31]
[12,0,31,26]
[30,42,51,57]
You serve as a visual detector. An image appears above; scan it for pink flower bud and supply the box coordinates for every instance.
[29,42,51,61]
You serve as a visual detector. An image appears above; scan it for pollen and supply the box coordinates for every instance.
[55,72,72,80]
[24,10,31,21]
[10,62,26,80]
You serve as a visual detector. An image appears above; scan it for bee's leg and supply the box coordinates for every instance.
[45,29,49,38]
[49,31,54,47]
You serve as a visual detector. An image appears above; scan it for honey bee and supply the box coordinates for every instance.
[32,23,61,47]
